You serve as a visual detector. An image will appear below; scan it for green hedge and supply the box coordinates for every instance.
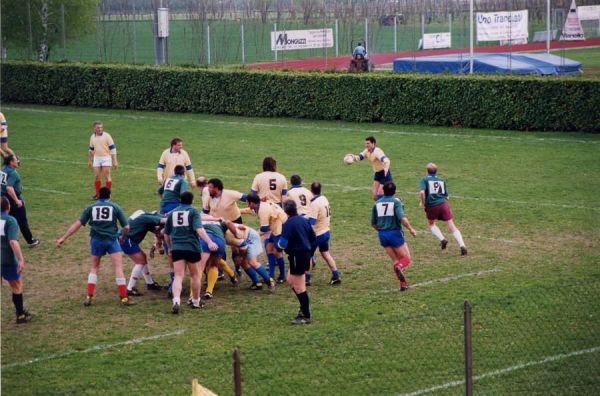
[2,61,599,132]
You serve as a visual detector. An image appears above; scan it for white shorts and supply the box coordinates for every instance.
[93,156,112,167]
[245,229,264,259]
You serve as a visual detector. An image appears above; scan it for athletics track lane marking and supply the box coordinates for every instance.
[399,345,600,396]
[1,329,185,370]
[6,106,599,145]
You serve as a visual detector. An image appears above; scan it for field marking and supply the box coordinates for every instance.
[22,157,599,212]
[6,106,599,145]
[379,269,503,294]
[27,187,72,195]
[415,228,518,244]
[400,345,600,396]
[1,329,185,370]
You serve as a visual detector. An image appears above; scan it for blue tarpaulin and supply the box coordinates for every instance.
[392,53,582,75]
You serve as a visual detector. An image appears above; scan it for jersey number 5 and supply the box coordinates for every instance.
[173,211,189,227]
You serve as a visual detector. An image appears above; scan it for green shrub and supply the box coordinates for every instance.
[2,61,598,132]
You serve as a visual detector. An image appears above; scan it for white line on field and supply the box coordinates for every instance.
[415,229,518,244]
[26,187,72,195]
[399,345,600,396]
[22,157,598,212]
[400,190,599,211]
[6,106,598,145]
[1,329,185,370]
[380,269,503,294]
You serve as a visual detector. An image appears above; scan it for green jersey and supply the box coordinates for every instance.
[164,204,203,252]
[126,210,162,244]
[159,175,189,206]
[80,199,128,241]
[1,165,22,197]
[371,195,405,231]
[419,174,448,207]
[1,212,19,265]
[203,220,227,242]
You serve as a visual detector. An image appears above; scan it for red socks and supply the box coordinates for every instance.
[94,180,101,197]
[394,257,411,270]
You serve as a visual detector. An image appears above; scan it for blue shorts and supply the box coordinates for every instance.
[378,229,405,248]
[90,238,123,257]
[120,237,142,255]
[374,170,393,184]
[314,231,331,253]
[265,234,281,250]
[201,236,226,259]
[1,260,20,281]
[160,202,179,215]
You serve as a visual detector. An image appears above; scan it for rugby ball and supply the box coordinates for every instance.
[343,154,355,165]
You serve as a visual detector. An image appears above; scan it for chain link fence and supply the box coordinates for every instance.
[3,0,599,67]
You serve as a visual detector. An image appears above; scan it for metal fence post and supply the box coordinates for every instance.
[233,348,242,396]
[207,24,211,65]
[241,21,245,65]
[464,301,473,396]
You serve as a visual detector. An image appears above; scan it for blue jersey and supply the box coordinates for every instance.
[278,215,316,255]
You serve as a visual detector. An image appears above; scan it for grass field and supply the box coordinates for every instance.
[551,47,600,73]
[1,104,599,395]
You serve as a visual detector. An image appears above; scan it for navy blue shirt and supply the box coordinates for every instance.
[278,215,316,255]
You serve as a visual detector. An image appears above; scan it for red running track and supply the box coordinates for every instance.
[249,38,600,71]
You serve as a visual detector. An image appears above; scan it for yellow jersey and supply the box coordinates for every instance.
[0,112,7,141]
[89,132,116,157]
[309,195,331,236]
[258,201,288,236]
[251,171,288,204]
[204,189,245,221]
[285,186,313,216]
[359,147,389,172]
[157,148,196,185]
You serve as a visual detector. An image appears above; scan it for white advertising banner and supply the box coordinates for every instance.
[476,10,529,42]
[577,5,600,21]
[561,0,586,40]
[422,32,451,49]
[271,29,334,51]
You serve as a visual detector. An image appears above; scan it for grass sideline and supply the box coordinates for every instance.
[1,104,599,395]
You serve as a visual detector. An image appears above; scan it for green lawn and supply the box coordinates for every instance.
[1,104,599,395]
[551,47,600,71]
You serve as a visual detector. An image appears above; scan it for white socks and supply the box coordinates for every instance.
[452,229,466,247]
[128,264,144,290]
[142,264,154,284]
[430,225,445,241]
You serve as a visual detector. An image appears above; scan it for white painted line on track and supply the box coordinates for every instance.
[6,106,598,145]
[2,329,185,370]
[399,345,600,396]
[380,269,503,294]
